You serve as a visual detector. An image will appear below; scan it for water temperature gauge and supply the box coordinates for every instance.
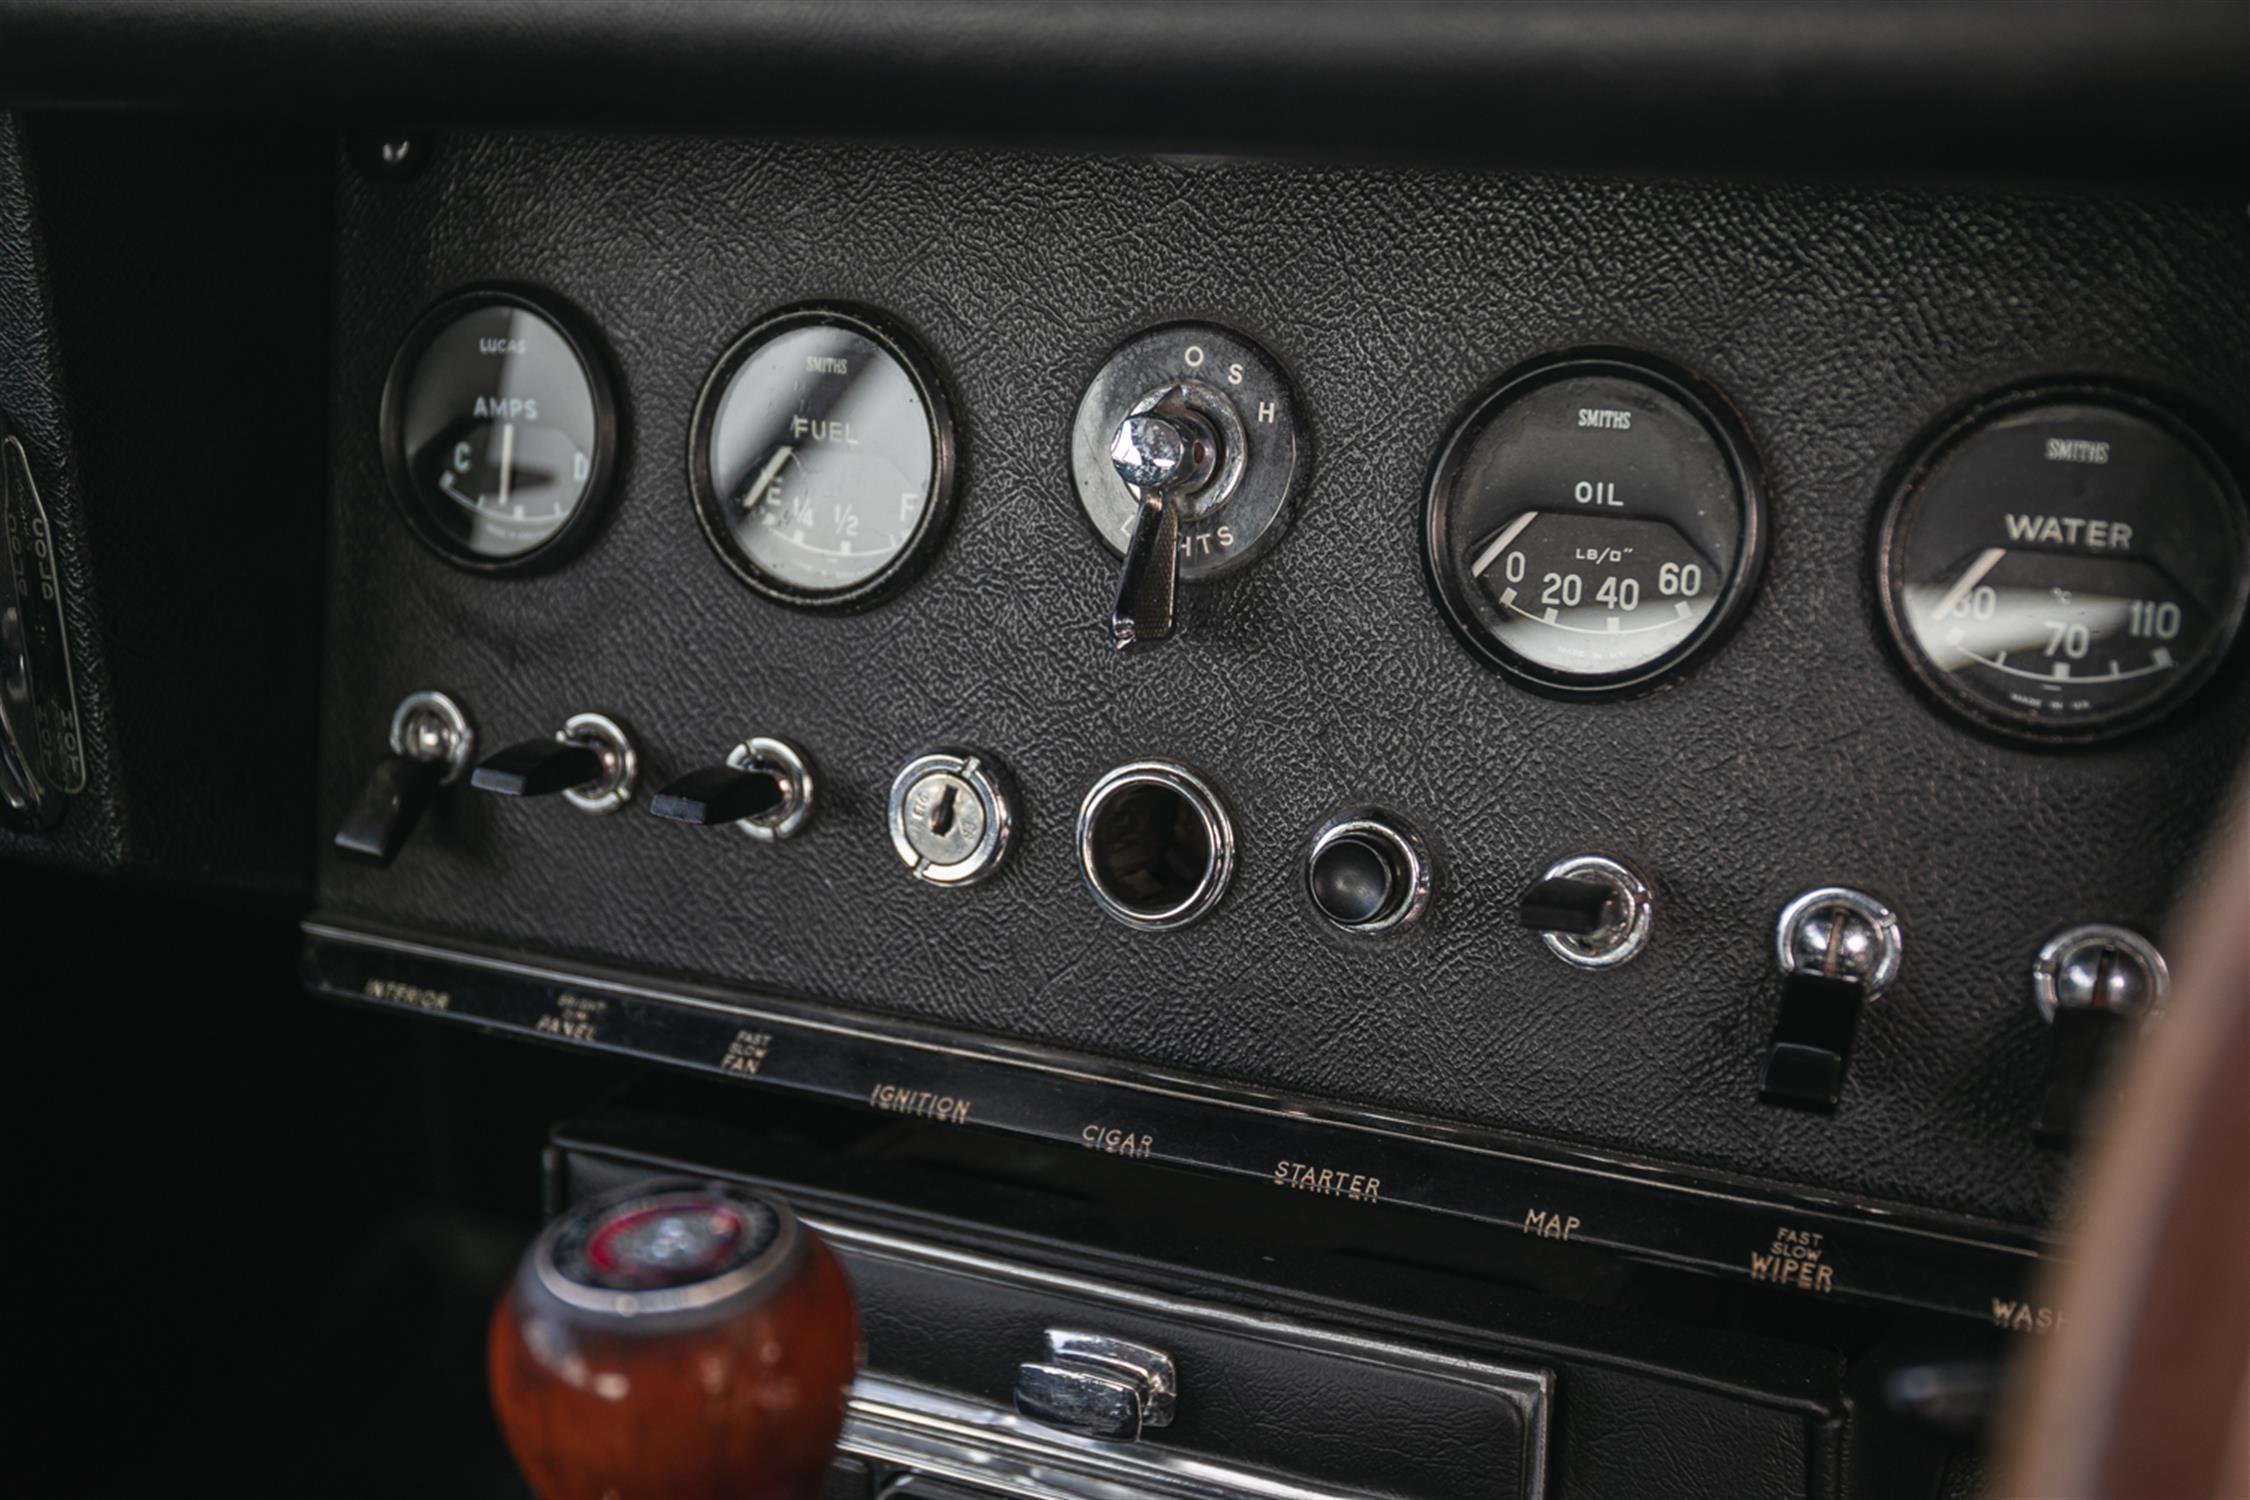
[1426,353,1766,694]
[690,305,956,609]
[382,286,619,572]
[1879,385,2248,742]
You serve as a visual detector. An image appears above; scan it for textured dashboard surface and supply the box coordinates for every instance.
[0,114,122,868]
[315,133,2250,1228]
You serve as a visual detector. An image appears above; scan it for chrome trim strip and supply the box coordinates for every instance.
[843,1374,1373,1500]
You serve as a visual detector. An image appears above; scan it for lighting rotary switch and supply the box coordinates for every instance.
[887,749,1016,886]
[1071,323,1307,650]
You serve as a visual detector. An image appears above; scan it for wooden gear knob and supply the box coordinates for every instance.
[489,1179,860,1500]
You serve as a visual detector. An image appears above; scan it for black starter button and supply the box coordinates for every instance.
[1309,836,1397,926]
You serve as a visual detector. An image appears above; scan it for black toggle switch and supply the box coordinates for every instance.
[1519,876,1616,936]
[471,738,608,799]
[649,765,787,826]
[2034,1004,2124,1146]
[1760,887,1902,1113]
[2030,924,2166,1147]
[335,755,449,868]
[333,690,473,868]
[1759,971,1867,1112]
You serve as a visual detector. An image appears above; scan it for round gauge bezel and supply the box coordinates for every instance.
[1874,380,2250,747]
[1423,349,1769,698]
[687,303,959,612]
[379,283,623,576]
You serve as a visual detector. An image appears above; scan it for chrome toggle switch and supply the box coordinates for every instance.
[1072,324,1306,651]
[649,735,816,842]
[332,689,476,868]
[1760,886,1903,1112]
[2031,923,2167,1145]
[1013,1329,1177,1443]
[1520,854,1654,968]
[470,711,639,814]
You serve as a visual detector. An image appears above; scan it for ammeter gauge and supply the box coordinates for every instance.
[1878,385,2248,742]
[689,305,956,609]
[381,286,619,572]
[1425,352,1766,694]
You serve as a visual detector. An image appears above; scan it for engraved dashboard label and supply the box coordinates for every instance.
[1990,1297,2068,1334]
[719,1029,773,1076]
[868,1083,971,1124]
[302,928,2061,1333]
[1272,1159,1382,1203]
[1523,1207,1581,1241]
[1080,1124,1153,1158]
[362,976,451,1011]
[1749,1224,1835,1292]
[534,991,605,1042]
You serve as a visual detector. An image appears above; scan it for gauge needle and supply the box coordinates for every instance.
[742,446,795,511]
[1929,546,2006,622]
[1471,512,1539,577]
[497,421,516,510]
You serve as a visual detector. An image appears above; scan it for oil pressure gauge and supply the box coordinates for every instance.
[1426,352,1765,694]
[381,286,619,572]
[690,305,956,609]
[1879,385,2249,742]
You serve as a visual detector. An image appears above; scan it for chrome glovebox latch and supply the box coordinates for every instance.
[1013,1329,1178,1443]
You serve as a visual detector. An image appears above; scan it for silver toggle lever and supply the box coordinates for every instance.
[1107,389,1220,651]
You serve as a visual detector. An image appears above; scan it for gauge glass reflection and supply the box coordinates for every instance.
[384,291,612,569]
[1426,357,1763,693]
[1880,393,2248,739]
[692,311,953,607]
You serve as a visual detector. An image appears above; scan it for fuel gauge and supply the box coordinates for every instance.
[690,305,956,610]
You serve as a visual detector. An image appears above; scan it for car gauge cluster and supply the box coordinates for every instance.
[377,285,2250,744]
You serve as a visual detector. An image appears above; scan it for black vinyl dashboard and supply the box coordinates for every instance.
[4,5,2248,1499]
[297,127,2250,1233]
